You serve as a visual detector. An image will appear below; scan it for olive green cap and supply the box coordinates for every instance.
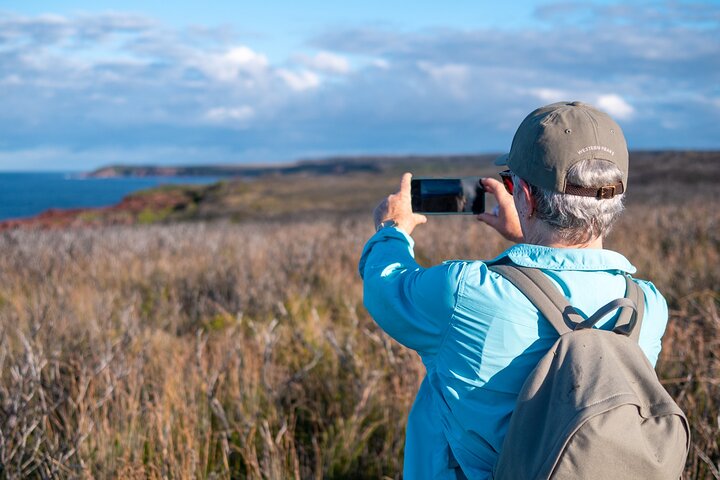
[496,101,629,195]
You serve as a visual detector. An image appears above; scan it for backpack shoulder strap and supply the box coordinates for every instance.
[489,264,584,335]
[612,276,646,341]
[491,264,646,341]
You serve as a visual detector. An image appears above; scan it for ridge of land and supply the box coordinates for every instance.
[3,151,718,231]
[84,154,494,179]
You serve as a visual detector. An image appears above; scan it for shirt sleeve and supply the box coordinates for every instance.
[358,226,466,357]
[635,279,669,367]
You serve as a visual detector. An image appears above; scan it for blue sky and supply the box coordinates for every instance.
[1,1,719,170]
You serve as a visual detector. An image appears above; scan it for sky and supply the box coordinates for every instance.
[1,1,719,171]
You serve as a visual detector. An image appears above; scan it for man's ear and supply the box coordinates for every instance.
[519,179,536,217]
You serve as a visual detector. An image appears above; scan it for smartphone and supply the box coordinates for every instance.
[411,177,485,215]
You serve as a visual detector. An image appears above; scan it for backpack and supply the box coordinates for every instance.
[487,264,690,480]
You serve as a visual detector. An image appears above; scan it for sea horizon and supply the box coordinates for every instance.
[0,172,220,221]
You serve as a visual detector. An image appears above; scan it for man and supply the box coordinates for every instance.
[358,101,668,479]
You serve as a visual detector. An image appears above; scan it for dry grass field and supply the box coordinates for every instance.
[0,152,718,478]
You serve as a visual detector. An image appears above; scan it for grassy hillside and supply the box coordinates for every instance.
[0,151,718,478]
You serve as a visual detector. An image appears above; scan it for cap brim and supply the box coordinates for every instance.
[494,153,509,166]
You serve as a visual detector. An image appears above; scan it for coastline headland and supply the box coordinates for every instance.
[83,158,384,179]
[3,151,717,231]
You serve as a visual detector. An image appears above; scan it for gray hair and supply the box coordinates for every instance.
[523,159,625,244]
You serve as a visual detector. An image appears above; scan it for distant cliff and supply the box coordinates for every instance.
[85,159,388,179]
[83,154,510,179]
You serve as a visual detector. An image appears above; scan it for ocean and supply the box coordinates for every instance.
[0,172,221,221]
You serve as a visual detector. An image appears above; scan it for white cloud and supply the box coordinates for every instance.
[371,58,390,69]
[530,88,568,103]
[0,6,717,169]
[595,94,634,120]
[191,46,269,83]
[32,13,68,25]
[88,93,127,105]
[417,61,470,98]
[418,61,468,83]
[528,91,635,120]
[660,119,680,130]
[277,69,321,91]
[298,51,350,75]
[0,75,22,86]
[77,12,155,32]
[204,106,255,123]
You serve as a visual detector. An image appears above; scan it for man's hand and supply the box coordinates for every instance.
[477,177,525,243]
[374,173,428,235]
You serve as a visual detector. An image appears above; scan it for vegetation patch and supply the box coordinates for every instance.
[0,153,717,477]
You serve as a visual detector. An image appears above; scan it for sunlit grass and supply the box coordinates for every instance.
[0,151,718,478]
[0,202,717,478]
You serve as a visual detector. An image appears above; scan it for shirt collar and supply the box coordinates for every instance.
[487,243,637,273]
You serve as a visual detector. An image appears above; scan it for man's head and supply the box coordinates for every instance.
[497,101,628,245]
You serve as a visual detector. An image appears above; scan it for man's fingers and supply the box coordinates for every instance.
[482,177,511,199]
[414,213,427,225]
[477,212,499,228]
[482,177,515,211]
[400,172,412,196]
[481,177,503,193]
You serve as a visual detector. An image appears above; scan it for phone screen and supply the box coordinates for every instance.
[411,177,485,215]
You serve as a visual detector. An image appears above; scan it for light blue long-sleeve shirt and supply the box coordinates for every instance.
[358,226,669,479]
